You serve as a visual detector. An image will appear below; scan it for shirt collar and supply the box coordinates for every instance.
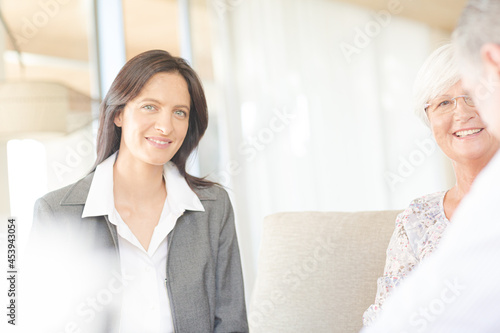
[82,152,116,218]
[163,161,205,214]
[82,151,205,218]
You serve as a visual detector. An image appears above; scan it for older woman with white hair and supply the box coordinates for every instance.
[362,43,500,326]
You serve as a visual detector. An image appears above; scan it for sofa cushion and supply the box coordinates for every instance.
[249,210,401,333]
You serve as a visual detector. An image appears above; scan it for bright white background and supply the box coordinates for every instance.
[205,0,455,296]
[0,0,461,325]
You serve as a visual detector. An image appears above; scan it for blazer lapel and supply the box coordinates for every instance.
[58,172,120,256]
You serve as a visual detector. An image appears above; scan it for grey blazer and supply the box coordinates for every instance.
[30,172,248,333]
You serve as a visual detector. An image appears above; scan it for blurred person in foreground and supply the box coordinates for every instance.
[363,42,500,326]
[362,0,500,332]
[26,50,248,333]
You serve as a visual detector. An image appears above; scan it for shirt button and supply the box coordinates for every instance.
[145,266,152,272]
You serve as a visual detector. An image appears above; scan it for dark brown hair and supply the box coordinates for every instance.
[91,49,215,189]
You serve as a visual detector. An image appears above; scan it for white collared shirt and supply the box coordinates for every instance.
[82,152,205,333]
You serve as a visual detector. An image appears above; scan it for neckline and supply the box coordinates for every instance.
[440,190,451,223]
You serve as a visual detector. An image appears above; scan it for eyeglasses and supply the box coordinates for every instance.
[424,95,475,114]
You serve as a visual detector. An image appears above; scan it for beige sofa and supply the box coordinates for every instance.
[249,210,402,333]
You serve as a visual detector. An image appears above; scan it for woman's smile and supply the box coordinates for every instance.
[452,127,483,138]
[145,136,173,148]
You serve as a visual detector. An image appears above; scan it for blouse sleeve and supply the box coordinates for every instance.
[362,208,419,326]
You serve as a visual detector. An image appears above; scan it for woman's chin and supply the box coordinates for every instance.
[145,157,172,166]
[135,149,177,166]
[454,149,495,163]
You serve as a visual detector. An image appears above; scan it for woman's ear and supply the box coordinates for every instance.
[480,43,500,78]
[114,110,123,127]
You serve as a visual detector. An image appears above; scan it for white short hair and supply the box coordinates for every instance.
[413,43,461,127]
[453,0,500,68]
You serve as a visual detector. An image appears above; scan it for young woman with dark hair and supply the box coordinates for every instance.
[30,50,248,333]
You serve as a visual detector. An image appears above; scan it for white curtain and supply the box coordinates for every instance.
[206,0,455,299]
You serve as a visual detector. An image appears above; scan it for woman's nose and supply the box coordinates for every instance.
[453,100,477,122]
[155,113,173,134]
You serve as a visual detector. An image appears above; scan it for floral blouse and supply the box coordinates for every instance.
[363,191,450,326]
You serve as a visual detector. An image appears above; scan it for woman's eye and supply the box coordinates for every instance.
[437,100,451,108]
[142,105,156,111]
[174,110,187,118]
